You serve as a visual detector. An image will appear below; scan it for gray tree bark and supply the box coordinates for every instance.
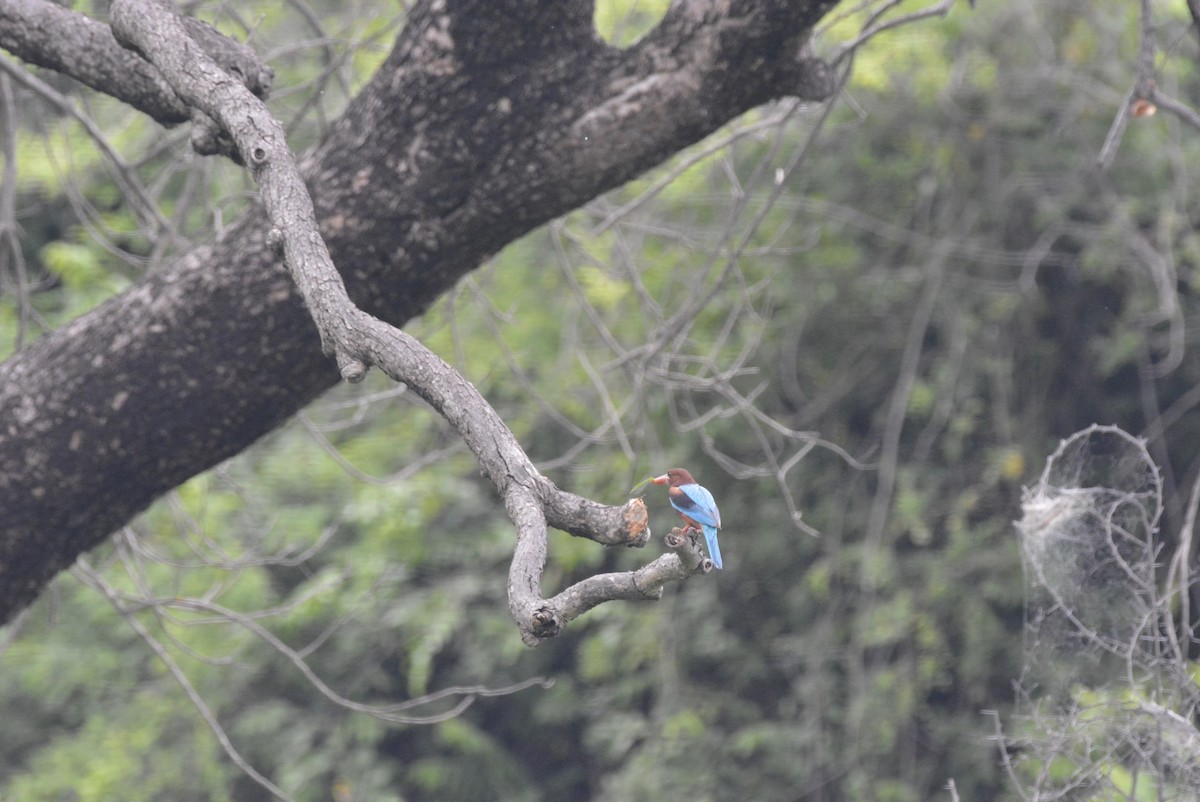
[0,0,836,625]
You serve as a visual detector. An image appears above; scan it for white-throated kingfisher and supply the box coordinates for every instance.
[652,468,723,569]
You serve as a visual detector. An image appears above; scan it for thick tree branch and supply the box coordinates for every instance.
[0,0,271,152]
[111,0,666,644]
[0,0,838,625]
[109,0,349,369]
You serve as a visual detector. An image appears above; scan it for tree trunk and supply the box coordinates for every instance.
[0,0,835,624]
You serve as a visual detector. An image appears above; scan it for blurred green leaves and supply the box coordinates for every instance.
[594,0,669,48]
[4,0,1200,799]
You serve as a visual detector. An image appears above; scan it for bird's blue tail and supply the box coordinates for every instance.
[702,524,723,569]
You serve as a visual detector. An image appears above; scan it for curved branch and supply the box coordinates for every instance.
[340,309,661,644]
[0,0,837,626]
[0,0,271,137]
[111,0,353,367]
[526,556,683,643]
[110,0,686,645]
[524,530,714,644]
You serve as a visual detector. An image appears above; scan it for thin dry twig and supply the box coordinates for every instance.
[155,594,553,724]
[831,0,956,66]
[74,558,295,802]
[0,69,36,347]
[1097,0,1157,169]
[0,52,182,250]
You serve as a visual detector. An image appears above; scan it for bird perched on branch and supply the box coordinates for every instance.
[652,468,723,569]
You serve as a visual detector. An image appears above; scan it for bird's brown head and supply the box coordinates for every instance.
[651,468,696,487]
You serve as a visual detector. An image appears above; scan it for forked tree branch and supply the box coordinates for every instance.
[0,0,838,628]
[109,0,707,645]
[1,0,272,153]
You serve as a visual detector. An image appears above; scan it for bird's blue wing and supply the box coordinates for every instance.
[672,483,721,529]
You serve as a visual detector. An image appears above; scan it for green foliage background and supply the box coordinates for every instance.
[4,0,1200,800]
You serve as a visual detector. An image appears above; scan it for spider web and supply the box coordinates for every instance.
[1004,425,1200,799]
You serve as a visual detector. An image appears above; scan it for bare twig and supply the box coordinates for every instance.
[0,52,183,250]
[985,709,1031,802]
[1187,0,1200,44]
[1149,88,1200,131]
[75,557,295,802]
[156,594,553,724]
[0,606,29,662]
[1097,0,1157,169]
[831,0,956,67]
[861,237,952,577]
[0,68,33,347]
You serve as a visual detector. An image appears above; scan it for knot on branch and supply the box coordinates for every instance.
[666,526,714,573]
[531,606,561,640]
[337,354,368,384]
